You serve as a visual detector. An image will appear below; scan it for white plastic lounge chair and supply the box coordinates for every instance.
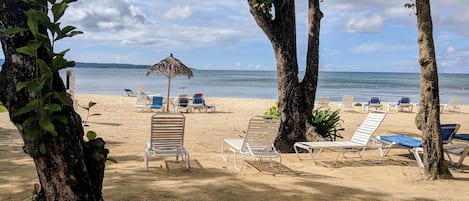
[316,97,330,109]
[376,124,467,167]
[388,96,413,112]
[222,116,281,172]
[338,95,354,111]
[132,93,150,112]
[174,94,190,113]
[294,110,387,166]
[441,99,461,112]
[144,113,190,170]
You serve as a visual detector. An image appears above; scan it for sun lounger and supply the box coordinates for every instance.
[441,99,461,112]
[144,113,190,170]
[388,96,413,112]
[294,110,387,166]
[222,116,280,172]
[376,124,468,167]
[338,95,354,111]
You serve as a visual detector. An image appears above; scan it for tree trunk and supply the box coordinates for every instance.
[0,1,109,200]
[414,0,452,179]
[248,0,322,152]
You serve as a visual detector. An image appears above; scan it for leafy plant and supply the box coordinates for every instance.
[310,109,344,141]
[0,102,7,113]
[264,101,279,119]
[4,0,82,155]
[79,101,101,140]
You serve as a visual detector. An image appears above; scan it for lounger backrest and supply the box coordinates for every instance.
[369,97,381,104]
[178,97,189,107]
[350,110,387,145]
[192,95,204,105]
[241,116,280,155]
[399,97,411,104]
[441,123,460,143]
[152,96,163,106]
[448,99,460,107]
[150,113,185,151]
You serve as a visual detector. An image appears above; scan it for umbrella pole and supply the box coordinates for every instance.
[167,78,171,112]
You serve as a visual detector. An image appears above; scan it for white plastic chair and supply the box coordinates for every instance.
[294,110,387,166]
[222,116,280,172]
[144,113,190,170]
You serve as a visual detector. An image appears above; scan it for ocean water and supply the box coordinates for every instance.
[59,66,469,104]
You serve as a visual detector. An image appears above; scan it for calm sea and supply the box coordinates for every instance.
[57,65,469,104]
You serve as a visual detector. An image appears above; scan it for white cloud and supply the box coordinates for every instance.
[162,5,192,19]
[342,12,384,33]
[446,46,456,54]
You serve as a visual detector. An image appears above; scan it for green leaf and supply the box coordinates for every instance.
[44,103,61,112]
[23,126,40,140]
[25,10,38,35]
[51,1,68,22]
[16,46,36,57]
[39,143,47,154]
[53,92,73,106]
[34,10,51,24]
[13,99,39,116]
[16,81,29,92]
[86,131,97,140]
[107,157,118,163]
[53,114,68,124]
[88,101,97,108]
[39,116,58,136]
[22,0,43,7]
[3,27,28,35]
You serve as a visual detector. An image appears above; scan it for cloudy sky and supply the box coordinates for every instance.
[3,0,469,73]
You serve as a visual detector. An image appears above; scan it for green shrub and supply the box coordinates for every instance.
[0,102,7,112]
[310,109,344,141]
[264,103,344,141]
[264,101,279,119]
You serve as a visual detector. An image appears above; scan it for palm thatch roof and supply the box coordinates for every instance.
[146,53,193,79]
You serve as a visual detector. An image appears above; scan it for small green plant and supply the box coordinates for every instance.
[0,102,7,113]
[264,101,279,119]
[4,0,82,155]
[79,101,101,140]
[310,109,344,141]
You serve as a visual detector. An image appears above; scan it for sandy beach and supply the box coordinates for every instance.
[1,94,469,201]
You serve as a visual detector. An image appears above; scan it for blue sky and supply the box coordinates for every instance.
[2,0,469,73]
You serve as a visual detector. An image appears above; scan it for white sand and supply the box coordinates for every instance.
[1,94,469,200]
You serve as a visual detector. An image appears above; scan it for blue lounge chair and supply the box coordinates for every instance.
[389,96,413,112]
[365,97,383,112]
[376,124,469,167]
[191,93,216,112]
[150,96,164,111]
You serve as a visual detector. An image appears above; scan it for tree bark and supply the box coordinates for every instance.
[248,0,322,152]
[414,0,452,179]
[0,1,109,200]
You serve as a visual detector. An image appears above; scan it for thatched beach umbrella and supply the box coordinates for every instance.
[146,53,193,112]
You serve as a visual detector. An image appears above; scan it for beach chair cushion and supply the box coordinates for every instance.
[454,134,469,141]
[379,135,421,148]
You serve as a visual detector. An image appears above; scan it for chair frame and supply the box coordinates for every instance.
[338,95,354,111]
[375,124,468,167]
[144,113,190,170]
[294,110,387,166]
[222,116,281,172]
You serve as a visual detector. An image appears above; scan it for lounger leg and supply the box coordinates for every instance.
[412,148,424,168]
[185,152,190,170]
[239,155,248,173]
[294,143,315,160]
[221,142,229,161]
[456,147,469,166]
